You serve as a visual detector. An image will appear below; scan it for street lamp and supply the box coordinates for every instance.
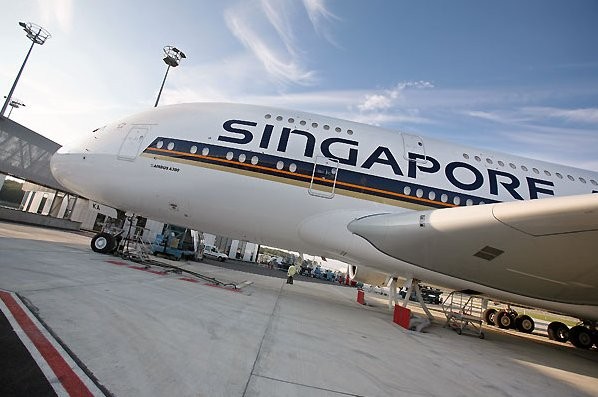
[1,22,51,118]
[2,96,26,119]
[154,46,186,108]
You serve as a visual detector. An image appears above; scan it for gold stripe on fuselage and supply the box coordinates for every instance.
[142,151,450,211]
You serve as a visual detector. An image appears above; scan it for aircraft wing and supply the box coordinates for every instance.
[348,194,598,306]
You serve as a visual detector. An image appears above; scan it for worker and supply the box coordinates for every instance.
[287,264,297,284]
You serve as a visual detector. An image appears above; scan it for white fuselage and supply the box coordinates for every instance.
[50,103,598,320]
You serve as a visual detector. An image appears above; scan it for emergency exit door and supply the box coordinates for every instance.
[118,126,149,160]
[309,156,339,199]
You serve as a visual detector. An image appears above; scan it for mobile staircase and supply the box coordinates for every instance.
[442,291,486,339]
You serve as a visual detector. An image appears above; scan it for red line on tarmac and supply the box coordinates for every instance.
[127,265,167,275]
[105,262,236,290]
[0,291,94,397]
[180,278,239,292]
[105,260,128,266]
[105,260,167,274]
[179,277,200,283]
[204,283,241,293]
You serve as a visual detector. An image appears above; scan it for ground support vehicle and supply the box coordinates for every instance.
[203,245,228,262]
[151,226,202,261]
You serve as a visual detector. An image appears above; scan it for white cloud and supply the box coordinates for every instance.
[358,94,392,112]
[396,81,435,90]
[160,79,435,128]
[302,0,339,45]
[356,81,434,112]
[465,110,510,123]
[224,2,316,86]
[160,53,270,105]
[244,90,358,109]
[465,106,598,127]
[240,88,434,127]
[521,107,598,124]
[222,0,339,87]
[261,0,297,55]
[497,126,598,170]
[454,105,598,171]
[341,111,432,127]
[500,126,597,148]
[36,0,73,33]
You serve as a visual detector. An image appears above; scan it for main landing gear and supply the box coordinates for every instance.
[548,321,597,349]
[483,307,535,333]
[484,307,597,349]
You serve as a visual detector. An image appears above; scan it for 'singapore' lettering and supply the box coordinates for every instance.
[218,119,556,200]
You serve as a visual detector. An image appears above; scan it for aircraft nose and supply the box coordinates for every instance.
[50,148,79,192]
[50,150,66,185]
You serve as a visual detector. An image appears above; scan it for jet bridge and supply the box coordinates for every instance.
[0,117,66,191]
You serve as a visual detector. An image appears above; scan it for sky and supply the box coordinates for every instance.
[1,0,598,171]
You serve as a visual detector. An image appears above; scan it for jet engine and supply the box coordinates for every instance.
[347,264,389,286]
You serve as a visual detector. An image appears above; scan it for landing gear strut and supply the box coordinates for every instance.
[494,308,518,330]
[89,215,133,257]
[393,278,434,321]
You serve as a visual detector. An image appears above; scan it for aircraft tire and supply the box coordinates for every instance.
[568,325,593,349]
[508,312,519,329]
[91,233,115,254]
[483,308,497,325]
[547,322,569,343]
[495,310,513,329]
[515,315,535,333]
[219,257,225,262]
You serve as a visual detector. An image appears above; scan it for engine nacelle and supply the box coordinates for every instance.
[348,264,389,286]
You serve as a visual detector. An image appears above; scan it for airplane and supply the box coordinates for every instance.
[49,102,598,349]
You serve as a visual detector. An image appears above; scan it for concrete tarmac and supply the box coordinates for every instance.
[1,221,597,397]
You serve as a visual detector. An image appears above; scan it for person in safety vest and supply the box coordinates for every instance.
[287,264,297,284]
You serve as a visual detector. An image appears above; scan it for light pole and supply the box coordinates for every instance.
[1,22,51,118]
[2,97,26,119]
[154,46,186,107]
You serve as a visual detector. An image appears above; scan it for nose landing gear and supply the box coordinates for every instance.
[91,232,116,254]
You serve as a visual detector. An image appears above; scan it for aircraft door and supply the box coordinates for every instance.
[118,126,149,160]
[309,156,339,199]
